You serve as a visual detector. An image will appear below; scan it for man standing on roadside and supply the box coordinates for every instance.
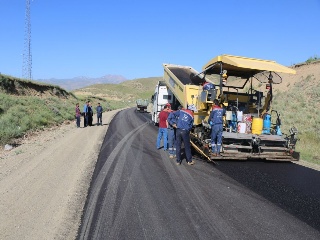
[209,99,226,157]
[156,104,170,151]
[75,103,81,128]
[169,105,195,165]
[96,103,103,126]
[83,101,88,127]
[87,101,93,126]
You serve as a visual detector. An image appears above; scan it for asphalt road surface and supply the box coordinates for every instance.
[77,108,320,240]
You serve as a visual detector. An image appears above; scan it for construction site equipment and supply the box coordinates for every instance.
[161,54,299,161]
[136,99,149,113]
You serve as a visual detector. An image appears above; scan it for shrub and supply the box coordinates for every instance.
[305,55,319,64]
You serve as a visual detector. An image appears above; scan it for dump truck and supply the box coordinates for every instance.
[136,99,149,113]
[162,54,299,161]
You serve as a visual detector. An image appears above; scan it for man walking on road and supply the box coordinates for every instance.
[96,103,103,126]
[156,104,170,150]
[209,99,226,157]
[168,105,195,165]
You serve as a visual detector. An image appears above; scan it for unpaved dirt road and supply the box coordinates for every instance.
[0,109,121,240]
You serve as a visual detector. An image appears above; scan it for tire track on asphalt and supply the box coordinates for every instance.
[79,122,148,240]
[159,150,236,239]
[105,133,146,239]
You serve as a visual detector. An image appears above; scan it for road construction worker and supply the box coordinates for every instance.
[169,105,195,165]
[167,105,183,159]
[209,99,226,157]
[156,104,171,150]
[167,106,176,159]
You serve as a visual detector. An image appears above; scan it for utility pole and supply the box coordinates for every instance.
[22,0,32,80]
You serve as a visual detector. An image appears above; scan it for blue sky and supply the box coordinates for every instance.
[0,0,319,80]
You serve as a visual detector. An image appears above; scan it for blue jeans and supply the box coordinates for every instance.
[211,124,223,153]
[176,129,192,163]
[156,128,168,150]
[167,128,176,156]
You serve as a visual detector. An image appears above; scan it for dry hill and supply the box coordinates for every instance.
[72,77,161,108]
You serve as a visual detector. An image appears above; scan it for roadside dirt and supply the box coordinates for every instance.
[0,109,121,240]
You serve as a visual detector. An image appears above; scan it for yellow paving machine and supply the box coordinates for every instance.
[162,54,299,161]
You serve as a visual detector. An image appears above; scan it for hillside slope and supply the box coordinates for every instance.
[72,77,161,108]
[272,61,320,163]
[0,75,78,145]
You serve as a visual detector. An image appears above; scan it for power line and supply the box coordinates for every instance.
[22,0,32,80]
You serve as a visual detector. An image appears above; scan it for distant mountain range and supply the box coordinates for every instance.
[36,75,127,91]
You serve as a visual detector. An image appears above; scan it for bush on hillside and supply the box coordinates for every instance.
[306,55,319,64]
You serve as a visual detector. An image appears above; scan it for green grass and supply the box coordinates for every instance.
[0,93,77,144]
[272,76,320,164]
[0,73,130,145]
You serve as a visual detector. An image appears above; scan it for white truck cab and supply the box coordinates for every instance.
[151,81,174,125]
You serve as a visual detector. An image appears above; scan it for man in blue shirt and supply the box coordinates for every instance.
[168,105,195,166]
[209,99,226,156]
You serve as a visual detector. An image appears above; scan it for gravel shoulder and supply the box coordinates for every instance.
[0,109,121,240]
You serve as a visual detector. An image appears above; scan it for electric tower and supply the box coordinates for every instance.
[22,0,32,80]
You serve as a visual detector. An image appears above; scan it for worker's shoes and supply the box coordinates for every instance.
[176,161,181,165]
[187,161,195,166]
[211,153,223,157]
[169,155,174,159]
[211,153,217,157]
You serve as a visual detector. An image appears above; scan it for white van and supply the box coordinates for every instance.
[150,81,174,125]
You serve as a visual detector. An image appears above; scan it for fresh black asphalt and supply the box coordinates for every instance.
[77,108,320,240]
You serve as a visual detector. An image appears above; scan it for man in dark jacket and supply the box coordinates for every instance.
[96,103,103,126]
[168,105,195,166]
[87,101,93,126]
